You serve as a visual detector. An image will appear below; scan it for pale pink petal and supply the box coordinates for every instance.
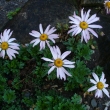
[48,34,59,39]
[102,88,110,97]
[8,38,16,43]
[88,85,97,92]
[90,79,97,84]
[9,43,19,46]
[100,72,105,82]
[81,8,84,21]
[29,32,40,37]
[92,73,99,82]
[6,49,13,60]
[39,24,43,34]
[9,45,20,50]
[33,39,40,47]
[61,67,72,77]
[48,63,54,66]
[41,57,54,62]
[82,30,87,43]
[58,68,66,80]
[84,29,90,40]
[61,51,71,60]
[87,14,96,23]
[63,64,75,68]
[44,25,51,34]
[63,59,75,65]
[31,30,41,37]
[87,17,99,24]
[1,50,5,58]
[84,9,91,21]
[46,40,50,48]
[88,25,102,29]
[104,84,109,88]
[47,27,56,35]
[48,66,56,74]
[87,28,98,38]
[56,46,61,57]
[50,47,57,59]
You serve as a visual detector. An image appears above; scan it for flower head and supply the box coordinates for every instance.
[104,0,110,14]
[88,72,110,98]
[0,29,20,60]
[68,9,102,43]
[41,46,75,80]
[29,24,59,50]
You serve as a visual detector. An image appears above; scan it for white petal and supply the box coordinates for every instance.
[84,29,90,40]
[44,25,51,34]
[33,39,40,47]
[31,30,41,37]
[39,24,43,34]
[58,68,66,80]
[92,72,99,82]
[50,47,57,59]
[88,25,102,29]
[87,17,99,24]
[9,45,20,50]
[90,79,97,84]
[102,88,110,97]
[48,34,59,39]
[84,9,91,21]
[29,32,40,38]
[1,50,5,58]
[48,66,56,74]
[87,14,96,23]
[81,8,84,21]
[61,67,72,77]
[40,42,43,50]
[47,27,56,35]
[61,51,71,60]
[75,27,82,35]
[46,40,50,48]
[63,59,75,65]
[88,85,97,92]
[87,28,98,38]
[69,16,80,24]
[56,46,61,57]
[8,38,16,43]
[100,72,105,82]
[63,64,75,68]
[82,30,87,43]
[104,84,109,88]
[41,57,54,62]
[48,63,54,66]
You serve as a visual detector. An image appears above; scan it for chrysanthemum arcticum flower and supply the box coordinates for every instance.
[68,8,102,43]
[0,29,20,60]
[104,0,110,14]
[29,24,59,50]
[88,72,110,98]
[41,46,75,80]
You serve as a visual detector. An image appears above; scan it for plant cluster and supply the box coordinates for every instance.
[0,1,110,109]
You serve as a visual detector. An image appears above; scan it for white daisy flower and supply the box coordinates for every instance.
[104,0,110,14]
[88,72,110,98]
[0,29,20,60]
[29,24,59,50]
[68,8,102,43]
[41,46,75,80]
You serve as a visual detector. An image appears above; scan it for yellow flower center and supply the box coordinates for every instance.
[0,42,9,50]
[97,82,104,90]
[40,34,48,41]
[106,2,110,8]
[80,21,88,29]
[54,59,63,67]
